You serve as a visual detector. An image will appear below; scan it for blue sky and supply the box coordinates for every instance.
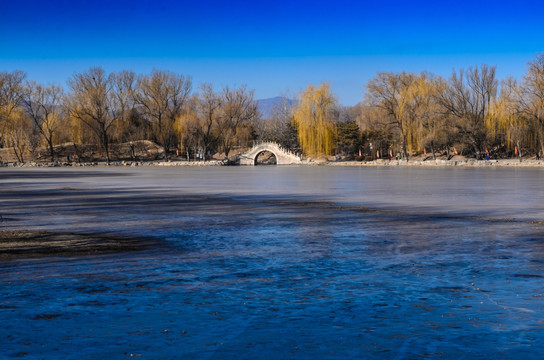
[1,0,543,104]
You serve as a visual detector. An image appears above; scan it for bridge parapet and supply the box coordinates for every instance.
[239,142,302,165]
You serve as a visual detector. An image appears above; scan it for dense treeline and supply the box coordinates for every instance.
[1,53,544,163]
[0,67,258,162]
[359,55,544,161]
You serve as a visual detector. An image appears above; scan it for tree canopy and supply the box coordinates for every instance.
[2,54,544,163]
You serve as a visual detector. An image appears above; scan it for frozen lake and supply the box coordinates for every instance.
[1,166,544,358]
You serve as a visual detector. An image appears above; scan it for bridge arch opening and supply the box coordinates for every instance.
[254,150,277,165]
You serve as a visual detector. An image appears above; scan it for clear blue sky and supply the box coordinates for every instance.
[1,0,543,105]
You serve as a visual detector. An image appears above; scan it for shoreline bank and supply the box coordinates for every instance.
[2,158,544,168]
[325,158,544,167]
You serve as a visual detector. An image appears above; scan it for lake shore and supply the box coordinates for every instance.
[2,158,543,167]
[324,158,544,167]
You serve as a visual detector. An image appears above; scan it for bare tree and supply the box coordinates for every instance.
[110,70,144,159]
[22,82,64,161]
[111,70,137,139]
[217,85,259,159]
[518,53,544,155]
[356,103,395,159]
[66,67,117,163]
[196,83,221,159]
[134,70,192,160]
[436,65,497,157]
[256,96,298,150]
[366,72,416,160]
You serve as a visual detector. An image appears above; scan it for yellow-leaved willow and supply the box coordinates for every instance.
[292,83,337,158]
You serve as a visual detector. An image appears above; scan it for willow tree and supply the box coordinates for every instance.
[176,100,200,160]
[489,78,529,162]
[414,73,447,159]
[292,83,337,157]
[404,73,434,156]
[3,108,33,162]
[366,72,417,160]
[367,72,426,160]
[0,70,26,149]
[363,72,449,160]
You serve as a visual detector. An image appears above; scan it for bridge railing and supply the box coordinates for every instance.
[251,141,302,160]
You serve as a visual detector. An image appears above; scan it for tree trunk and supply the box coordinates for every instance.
[223,140,231,160]
[473,142,481,159]
[48,138,55,162]
[130,143,136,161]
[401,137,409,161]
[13,146,24,163]
[158,118,169,161]
[161,137,169,160]
[103,132,110,164]
[74,143,82,163]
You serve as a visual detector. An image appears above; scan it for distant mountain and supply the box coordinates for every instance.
[255,96,296,120]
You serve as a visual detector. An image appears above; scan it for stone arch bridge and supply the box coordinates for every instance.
[238,142,302,165]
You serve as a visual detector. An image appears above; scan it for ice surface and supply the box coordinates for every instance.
[1,167,543,358]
